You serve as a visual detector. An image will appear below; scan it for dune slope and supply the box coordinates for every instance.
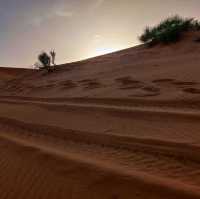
[1,31,200,101]
[0,31,200,198]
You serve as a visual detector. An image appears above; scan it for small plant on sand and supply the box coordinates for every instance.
[50,50,56,66]
[38,52,51,72]
[139,15,200,45]
[36,50,56,72]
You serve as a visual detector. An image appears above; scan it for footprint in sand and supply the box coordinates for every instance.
[143,86,160,92]
[183,88,200,94]
[78,79,97,84]
[44,84,55,88]
[172,81,198,87]
[78,79,103,90]
[153,78,198,87]
[60,80,77,90]
[115,76,143,90]
[128,85,161,98]
[152,78,175,84]
[152,79,199,95]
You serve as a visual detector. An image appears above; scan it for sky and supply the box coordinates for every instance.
[0,0,200,68]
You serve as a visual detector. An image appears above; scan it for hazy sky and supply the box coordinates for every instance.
[0,0,200,68]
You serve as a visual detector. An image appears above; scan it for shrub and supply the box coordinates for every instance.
[139,15,200,45]
[38,52,51,72]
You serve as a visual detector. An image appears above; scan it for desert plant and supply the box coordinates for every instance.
[139,15,200,45]
[50,50,56,66]
[38,52,51,72]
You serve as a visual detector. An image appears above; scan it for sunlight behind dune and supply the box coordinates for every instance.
[93,47,118,56]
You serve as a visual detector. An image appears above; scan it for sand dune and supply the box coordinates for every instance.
[1,31,200,100]
[0,97,200,198]
[0,31,200,198]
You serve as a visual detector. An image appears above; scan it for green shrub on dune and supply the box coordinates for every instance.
[139,15,200,45]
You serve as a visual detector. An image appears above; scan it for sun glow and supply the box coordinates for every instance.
[83,34,130,60]
[95,47,118,56]
[86,47,120,58]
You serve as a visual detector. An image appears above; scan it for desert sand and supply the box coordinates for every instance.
[0,31,200,198]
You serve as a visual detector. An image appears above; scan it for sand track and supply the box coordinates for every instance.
[0,97,200,198]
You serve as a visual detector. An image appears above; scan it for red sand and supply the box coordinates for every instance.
[0,31,200,198]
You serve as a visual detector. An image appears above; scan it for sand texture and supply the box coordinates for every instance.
[0,31,200,198]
